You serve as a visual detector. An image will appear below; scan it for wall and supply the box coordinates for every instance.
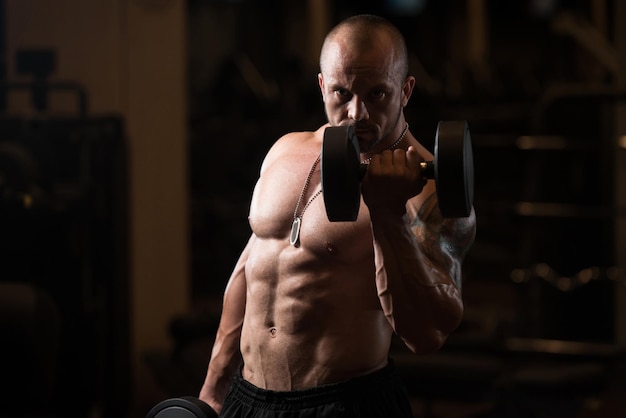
[615,1,626,345]
[4,0,189,371]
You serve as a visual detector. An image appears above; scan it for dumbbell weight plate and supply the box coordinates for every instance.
[321,125,362,222]
[146,397,217,418]
[434,121,473,218]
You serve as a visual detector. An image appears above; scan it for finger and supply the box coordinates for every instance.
[406,145,421,167]
[405,146,427,191]
[391,148,408,167]
[380,149,396,166]
[368,150,394,169]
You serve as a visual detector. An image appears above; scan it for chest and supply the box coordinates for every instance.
[248,156,373,258]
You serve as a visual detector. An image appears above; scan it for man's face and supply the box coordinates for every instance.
[318,39,414,153]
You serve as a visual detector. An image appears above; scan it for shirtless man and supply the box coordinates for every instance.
[199,14,476,417]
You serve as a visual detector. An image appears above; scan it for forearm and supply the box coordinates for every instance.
[199,235,252,412]
[370,212,464,354]
[199,327,242,412]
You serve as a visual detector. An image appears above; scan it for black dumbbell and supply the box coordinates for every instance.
[146,397,218,418]
[321,120,474,221]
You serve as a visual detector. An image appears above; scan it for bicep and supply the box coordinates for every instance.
[412,193,476,289]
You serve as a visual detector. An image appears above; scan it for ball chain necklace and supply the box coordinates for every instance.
[290,154,322,247]
[361,123,409,164]
[289,123,409,247]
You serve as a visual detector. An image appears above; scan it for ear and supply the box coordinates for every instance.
[318,73,326,103]
[401,76,415,107]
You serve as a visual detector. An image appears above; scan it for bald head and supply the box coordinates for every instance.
[319,14,409,82]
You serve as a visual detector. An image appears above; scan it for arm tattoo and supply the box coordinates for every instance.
[412,193,476,289]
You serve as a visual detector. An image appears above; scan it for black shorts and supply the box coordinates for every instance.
[219,359,413,418]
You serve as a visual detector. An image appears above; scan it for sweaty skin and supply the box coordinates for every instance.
[200,19,476,414]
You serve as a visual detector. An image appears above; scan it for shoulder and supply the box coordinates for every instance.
[260,125,326,174]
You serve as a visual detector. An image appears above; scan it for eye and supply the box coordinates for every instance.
[371,90,386,100]
[332,88,351,103]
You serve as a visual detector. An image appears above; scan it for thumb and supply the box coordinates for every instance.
[406,145,421,166]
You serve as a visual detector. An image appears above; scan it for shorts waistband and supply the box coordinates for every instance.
[231,359,397,408]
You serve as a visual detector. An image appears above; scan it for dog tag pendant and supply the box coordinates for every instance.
[290,217,301,246]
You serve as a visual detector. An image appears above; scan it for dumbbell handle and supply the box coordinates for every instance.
[420,161,435,178]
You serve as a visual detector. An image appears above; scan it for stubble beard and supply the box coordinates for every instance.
[357,106,403,154]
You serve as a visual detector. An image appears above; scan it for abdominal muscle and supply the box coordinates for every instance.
[242,208,394,391]
[240,131,397,391]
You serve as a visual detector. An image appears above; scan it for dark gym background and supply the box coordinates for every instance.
[1,0,626,417]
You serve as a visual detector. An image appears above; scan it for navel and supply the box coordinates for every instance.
[269,327,278,338]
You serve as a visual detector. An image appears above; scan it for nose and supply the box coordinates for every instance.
[347,96,369,122]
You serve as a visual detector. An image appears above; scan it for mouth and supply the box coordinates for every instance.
[353,124,375,136]
[354,132,376,153]
[334,122,376,143]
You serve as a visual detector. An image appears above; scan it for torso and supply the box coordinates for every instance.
[242,126,393,390]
